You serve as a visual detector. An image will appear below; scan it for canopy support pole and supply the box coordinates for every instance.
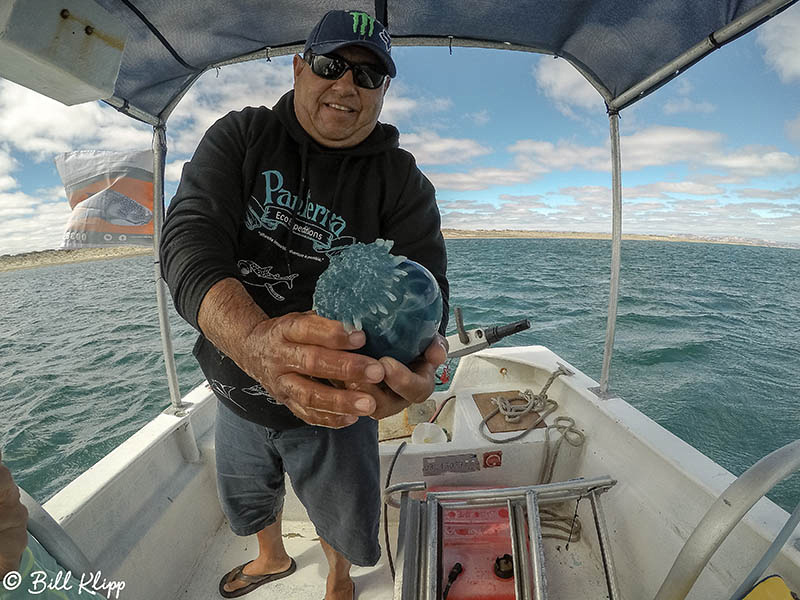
[597,111,622,398]
[152,123,183,411]
[609,0,798,110]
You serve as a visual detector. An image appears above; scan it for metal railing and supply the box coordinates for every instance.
[386,476,618,600]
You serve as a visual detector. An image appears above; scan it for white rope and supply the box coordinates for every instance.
[478,367,568,443]
[491,392,535,423]
[539,416,586,484]
[474,366,587,543]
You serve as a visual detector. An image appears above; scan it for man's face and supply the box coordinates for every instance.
[293,46,391,148]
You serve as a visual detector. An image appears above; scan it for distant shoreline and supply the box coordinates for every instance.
[0,246,152,272]
[441,229,799,249]
[1,230,796,272]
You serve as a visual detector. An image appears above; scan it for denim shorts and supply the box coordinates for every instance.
[214,401,381,566]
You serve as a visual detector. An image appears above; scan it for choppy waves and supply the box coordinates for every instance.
[1,239,798,511]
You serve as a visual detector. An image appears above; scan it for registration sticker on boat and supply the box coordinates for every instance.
[423,453,480,476]
[483,450,503,468]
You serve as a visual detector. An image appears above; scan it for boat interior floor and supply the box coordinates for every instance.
[178,502,613,599]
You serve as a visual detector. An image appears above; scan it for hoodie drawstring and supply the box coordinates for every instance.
[285,140,309,270]
[329,155,351,232]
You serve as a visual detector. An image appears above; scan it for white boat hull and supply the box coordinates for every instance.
[42,346,800,599]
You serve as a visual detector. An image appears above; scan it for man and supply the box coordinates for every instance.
[160,9,449,599]
[0,453,86,600]
[0,452,27,581]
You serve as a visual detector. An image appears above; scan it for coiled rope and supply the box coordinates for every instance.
[478,366,569,443]
[539,416,585,485]
[476,366,586,540]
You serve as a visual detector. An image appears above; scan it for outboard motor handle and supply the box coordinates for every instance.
[445,311,531,359]
[485,319,530,345]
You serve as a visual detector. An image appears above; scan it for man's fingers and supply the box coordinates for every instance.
[281,392,360,429]
[304,409,359,429]
[380,356,436,403]
[277,373,376,417]
[0,464,20,507]
[424,334,448,366]
[0,462,27,538]
[279,313,366,349]
[281,344,384,383]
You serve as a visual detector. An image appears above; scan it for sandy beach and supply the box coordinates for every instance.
[0,246,152,273]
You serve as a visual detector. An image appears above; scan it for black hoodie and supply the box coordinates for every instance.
[161,91,449,429]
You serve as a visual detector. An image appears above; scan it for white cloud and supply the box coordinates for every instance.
[37,186,67,202]
[428,168,531,192]
[662,76,715,116]
[0,193,70,254]
[703,146,799,176]
[532,57,605,118]
[621,126,722,170]
[381,84,451,126]
[498,194,547,207]
[674,79,694,96]
[625,181,723,198]
[663,98,716,115]
[162,59,451,162]
[431,126,799,193]
[400,131,490,166]
[0,78,158,254]
[381,95,420,124]
[167,59,296,156]
[510,127,729,174]
[734,186,800,200]
[509,139,608,172]
[466,110,490,126]
[440,185,800,244]
[0,147,18,192]
[0,80,152,160]
[757,3,800,84]
[787,113,800,144]
[438,198,498,213]
[165,160,186,184]
[625,201,668,212]
[0,176,17,193]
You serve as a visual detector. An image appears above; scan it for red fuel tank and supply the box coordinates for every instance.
[434,488,523,600]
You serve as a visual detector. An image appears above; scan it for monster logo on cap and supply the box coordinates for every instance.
[350,11,375,36]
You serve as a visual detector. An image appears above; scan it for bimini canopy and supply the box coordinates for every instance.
[94,0,798,125]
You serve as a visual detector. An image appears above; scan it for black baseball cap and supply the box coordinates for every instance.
[304,10,396,78]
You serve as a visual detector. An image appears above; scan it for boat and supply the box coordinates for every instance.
[2,1,799,598]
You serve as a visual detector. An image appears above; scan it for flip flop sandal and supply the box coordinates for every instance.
[219,558,297,598]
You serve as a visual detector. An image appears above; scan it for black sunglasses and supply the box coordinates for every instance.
[304,51,388,90]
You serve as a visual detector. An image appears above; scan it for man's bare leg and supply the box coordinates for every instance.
[222,512,293,594]
[320,537,354,600]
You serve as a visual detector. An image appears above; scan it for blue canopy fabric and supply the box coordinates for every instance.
[95,0,798,122]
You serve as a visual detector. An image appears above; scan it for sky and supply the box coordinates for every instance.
[0,5,798,255]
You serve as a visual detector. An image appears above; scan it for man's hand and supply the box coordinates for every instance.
[198,278,389,429]
[349,334,447,421]
[0,451,28,577]
[240,312,389,428]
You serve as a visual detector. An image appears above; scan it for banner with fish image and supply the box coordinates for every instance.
[55,150,154,248]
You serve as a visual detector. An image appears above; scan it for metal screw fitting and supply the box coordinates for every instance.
[494,554,514,579]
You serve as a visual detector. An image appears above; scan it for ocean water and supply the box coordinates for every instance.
[1,239,798,512]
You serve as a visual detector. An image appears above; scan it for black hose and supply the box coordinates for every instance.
[442,562,463,599]
[429,394,456,423]
[384,440,407,581]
